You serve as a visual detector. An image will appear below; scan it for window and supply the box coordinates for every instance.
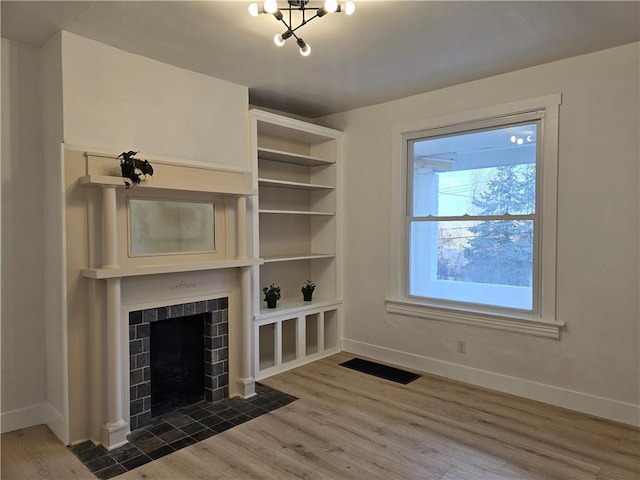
[387,95,563,338]
[408,118,538,311]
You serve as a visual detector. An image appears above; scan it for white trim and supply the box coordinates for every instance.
[391,94,562,136]
[0,403,62,435]
[390,95,562,332]
[1,404,45,433]
[44,403,68,445]
[58,143,71,446]
[342,338,640,427]
[385,298,564,339]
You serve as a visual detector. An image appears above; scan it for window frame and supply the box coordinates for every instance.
[386,95,564,339]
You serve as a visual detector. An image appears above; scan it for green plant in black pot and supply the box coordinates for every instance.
[117,151,153,189]
[301,280,316,302]
[263,283,281,309]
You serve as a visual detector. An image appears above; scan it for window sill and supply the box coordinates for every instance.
[384,298,565,339]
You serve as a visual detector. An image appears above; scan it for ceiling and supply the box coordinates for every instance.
[2,1,638,118]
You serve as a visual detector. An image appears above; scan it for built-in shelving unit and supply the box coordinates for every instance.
[250,109,343,380]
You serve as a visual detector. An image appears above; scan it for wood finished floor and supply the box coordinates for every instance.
[1,424,93,479]
[2,352,639,479]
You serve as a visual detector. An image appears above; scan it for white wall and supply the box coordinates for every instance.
[322,43,640,425]
[1,39,47,431]
[61,32,249,167]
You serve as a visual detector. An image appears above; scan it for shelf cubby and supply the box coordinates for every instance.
[281,318,298,364]
[305,314,320,356]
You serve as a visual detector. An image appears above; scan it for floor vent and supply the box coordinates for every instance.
[340,358,421,385]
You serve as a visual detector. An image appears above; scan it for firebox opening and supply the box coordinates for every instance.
[150,313,205,417]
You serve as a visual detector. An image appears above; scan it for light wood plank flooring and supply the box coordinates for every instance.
[1,424,93,479]
[3,353,639,479]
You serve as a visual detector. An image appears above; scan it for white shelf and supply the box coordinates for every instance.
[259,209,334,216]
[262,253,335,263]
[256,298,342,320]
[258,178,334,190]
[82,258,262,279]
[258,147,334,167]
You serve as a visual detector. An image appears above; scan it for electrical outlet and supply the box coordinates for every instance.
[457,339,467,353]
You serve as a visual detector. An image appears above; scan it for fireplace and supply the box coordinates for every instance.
[65,148,258,449]
[128,297,229,431]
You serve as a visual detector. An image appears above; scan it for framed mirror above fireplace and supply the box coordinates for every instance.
[128,198,216,257]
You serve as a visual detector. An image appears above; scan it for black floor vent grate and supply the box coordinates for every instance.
[340,358,421,385]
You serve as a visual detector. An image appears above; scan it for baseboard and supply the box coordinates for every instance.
[342,338,640,427]
[1,402,69,442]
[1,403,47,434]
[43,403,69,445]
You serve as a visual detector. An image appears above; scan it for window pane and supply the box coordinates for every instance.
[409,220,533,311]
[411,124,537,217]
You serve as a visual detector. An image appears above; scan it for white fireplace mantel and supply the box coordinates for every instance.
[77,150,259,450]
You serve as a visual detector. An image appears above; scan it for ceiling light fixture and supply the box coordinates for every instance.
[248,0,355,56]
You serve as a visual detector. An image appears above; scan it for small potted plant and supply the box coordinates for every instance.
[263,283,281,309]
[301,280,316,302]
[117,151,153,189]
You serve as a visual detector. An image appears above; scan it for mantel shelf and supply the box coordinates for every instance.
[82,258,262,279]
[78,175,257,197]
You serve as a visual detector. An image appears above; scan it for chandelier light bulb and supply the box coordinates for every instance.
[299,43,311,56]
[263,0,278,14]
[274,33,286,46]
[344,1,356,15]
[297,38,311,56]
[324,0,338,13]
[248,2,260,16]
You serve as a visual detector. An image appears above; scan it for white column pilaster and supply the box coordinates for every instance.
[100,185,127,449]
[102,186,118,268]
[236,266,256,398]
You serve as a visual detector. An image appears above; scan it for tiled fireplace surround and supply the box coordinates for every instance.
[128,297,229,431]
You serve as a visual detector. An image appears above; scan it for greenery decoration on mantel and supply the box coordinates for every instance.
[118,150,154,189]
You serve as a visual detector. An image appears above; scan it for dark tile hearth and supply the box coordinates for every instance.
[69,384,296,480]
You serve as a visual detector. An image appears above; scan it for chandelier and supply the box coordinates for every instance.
[249,0,356,56]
